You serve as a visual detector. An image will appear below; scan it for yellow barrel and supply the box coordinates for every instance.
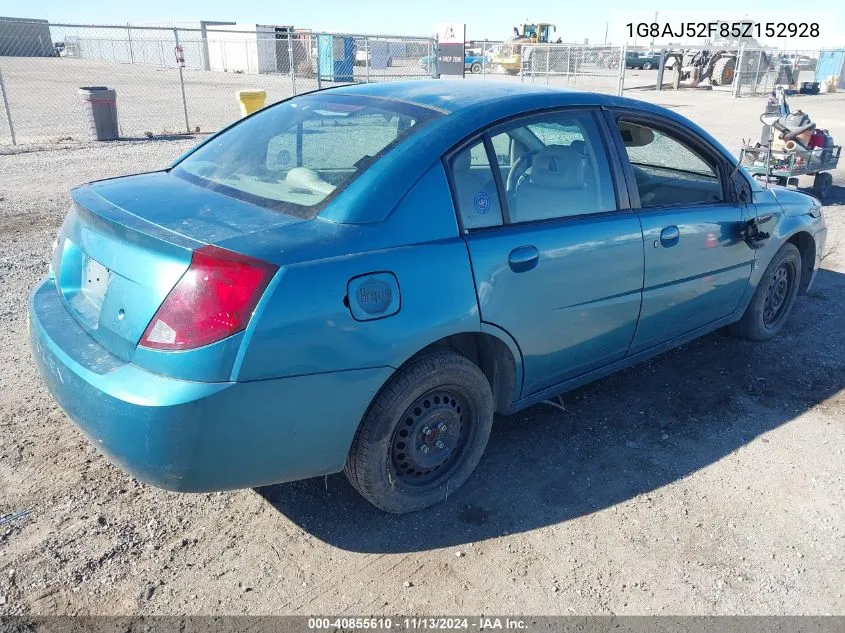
[236,89,267,117]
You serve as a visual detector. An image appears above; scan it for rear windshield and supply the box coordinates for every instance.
[173,94,440,218]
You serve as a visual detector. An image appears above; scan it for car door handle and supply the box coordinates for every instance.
[659,225,680,247]
[508,246,539,273]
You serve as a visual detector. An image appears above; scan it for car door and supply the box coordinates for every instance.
[607,112,755,355]
[447,109,644,398]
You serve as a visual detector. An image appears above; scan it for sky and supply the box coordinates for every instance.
[1,0,842,48]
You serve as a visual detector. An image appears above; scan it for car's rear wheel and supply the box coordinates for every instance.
[344,351,494,513]
[730,242,801,341]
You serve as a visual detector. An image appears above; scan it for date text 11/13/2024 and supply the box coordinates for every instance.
[626,22,819,39]
[308,617,529,630]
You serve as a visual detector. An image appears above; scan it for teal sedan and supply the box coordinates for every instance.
[30,81,826,513]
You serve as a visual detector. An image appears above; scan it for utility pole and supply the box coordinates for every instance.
[604,22,609,45]
[651,12,657,47]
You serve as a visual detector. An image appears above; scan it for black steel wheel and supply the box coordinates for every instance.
[390,388,471,487]
[762,260,795,329]
[730,242,802,341]
[470,62,483,74]
[345,351,494,513]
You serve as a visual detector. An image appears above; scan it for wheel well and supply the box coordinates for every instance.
[409,333,517,414]
[788,231,816,295]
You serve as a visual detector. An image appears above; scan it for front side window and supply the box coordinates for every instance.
[173,95,439,218]
[616,119,724,208]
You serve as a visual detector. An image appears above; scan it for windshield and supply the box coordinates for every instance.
[173,94,440,218]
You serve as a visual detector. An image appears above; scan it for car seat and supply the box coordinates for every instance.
[511,145,597,222]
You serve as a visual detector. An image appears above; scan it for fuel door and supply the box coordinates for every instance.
[346,272,401,321]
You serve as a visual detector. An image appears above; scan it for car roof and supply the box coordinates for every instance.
[328,79,610,113]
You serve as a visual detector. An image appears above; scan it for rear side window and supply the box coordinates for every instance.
[173,95,439,218]
[617,120,724,208]
[495,112,617,223]
[449,140,503,230]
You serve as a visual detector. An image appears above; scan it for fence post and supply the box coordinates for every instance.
[315,34,322,90]
[173,28,190,133]
[616,44,627,96]
[520,45,525,82]
[365,37,370,83]
[656,49,665,91]
[0,66,16,146]
[127,24,134,64]
[287,33,296,95]
[732,44,745,98]
[752,48,763,95]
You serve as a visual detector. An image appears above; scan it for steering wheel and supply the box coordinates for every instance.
[507,152,534,192]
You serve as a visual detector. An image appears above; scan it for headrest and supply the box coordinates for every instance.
[569,139,586,156]
[529,145,583,189]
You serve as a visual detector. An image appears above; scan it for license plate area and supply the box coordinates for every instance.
[63,252,111,329]
[81,256,110,307]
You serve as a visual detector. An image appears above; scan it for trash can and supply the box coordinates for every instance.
[78,87,119,141]
[236,90,267,117]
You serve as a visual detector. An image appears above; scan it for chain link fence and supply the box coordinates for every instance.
[463,41,627,95]
[629,46,843,97]
[3,18,843,145]
[732,47,843,97]
[0,20,436,145]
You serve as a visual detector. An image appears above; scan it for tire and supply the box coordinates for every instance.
[812,172,833,200]
[711,56,736,86]
[344,351,494,514]
[642,61,652,70]
[470,62,482,74]
[730,243,802,341]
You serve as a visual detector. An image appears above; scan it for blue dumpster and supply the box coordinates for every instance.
[815,49,845,89]
[317,35,354,82]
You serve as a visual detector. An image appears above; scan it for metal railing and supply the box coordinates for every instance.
[0,20,437,145]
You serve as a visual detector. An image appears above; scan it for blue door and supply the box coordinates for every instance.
[447,110,644,397]
[610,116,755,353]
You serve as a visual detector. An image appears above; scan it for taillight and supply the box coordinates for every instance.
[139,245,277,351]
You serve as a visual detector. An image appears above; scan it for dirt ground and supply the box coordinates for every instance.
[0,88,843,617]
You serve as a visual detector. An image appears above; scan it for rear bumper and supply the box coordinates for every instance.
[28,280,391,492]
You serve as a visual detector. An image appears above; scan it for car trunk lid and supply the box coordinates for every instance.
[53,171,300,362]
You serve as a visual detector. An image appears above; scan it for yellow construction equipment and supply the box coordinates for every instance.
[490,22,557,75]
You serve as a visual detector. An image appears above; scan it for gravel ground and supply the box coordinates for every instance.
[0,57,433,144]
[0,57,651,146]
[0,89,843,617]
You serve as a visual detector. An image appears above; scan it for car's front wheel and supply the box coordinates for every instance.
[470,62,483,74]
[730,242,802,341]
[344,351,494,513]
[642,61,652,70]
